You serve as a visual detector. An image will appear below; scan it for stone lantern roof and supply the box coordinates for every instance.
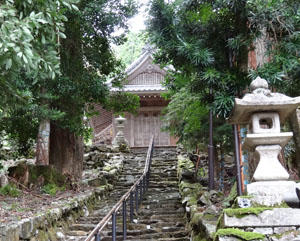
[230,77,300,124]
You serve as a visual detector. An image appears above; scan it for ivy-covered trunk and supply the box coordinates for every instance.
[49,123,83,181]
[49,9,84,180]
[289,109,300,174]
[36,120,50,166]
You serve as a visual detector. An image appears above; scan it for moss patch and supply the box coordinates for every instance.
[215,228,265,241]
[224,207,272,218]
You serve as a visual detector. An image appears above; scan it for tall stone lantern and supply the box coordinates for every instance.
[230,77,300,206]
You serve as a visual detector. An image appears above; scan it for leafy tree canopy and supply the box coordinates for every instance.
[114,31,147,67]
[147,0,299,152]
[0,0,140,156]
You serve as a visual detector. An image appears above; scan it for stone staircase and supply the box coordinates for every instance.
[64,147,189,241]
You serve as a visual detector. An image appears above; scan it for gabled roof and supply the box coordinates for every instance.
[111,46,169,93]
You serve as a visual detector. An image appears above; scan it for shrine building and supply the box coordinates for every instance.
[90,48,177,147]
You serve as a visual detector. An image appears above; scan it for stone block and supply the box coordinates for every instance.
[224,208,300,227]
[0,224,20,241]
[19,218,33,239]
[219,236,242,241]
[274,226,296,234]
[254,227,273,235]
[246,181,299,206]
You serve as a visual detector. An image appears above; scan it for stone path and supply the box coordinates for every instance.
[64,147,189,240]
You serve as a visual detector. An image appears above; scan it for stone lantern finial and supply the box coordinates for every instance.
[250,77,270,95]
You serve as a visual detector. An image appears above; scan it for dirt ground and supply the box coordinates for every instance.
[0,187,92,224]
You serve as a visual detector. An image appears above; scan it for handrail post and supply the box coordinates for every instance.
[95,232,101,241]
[130,191,134,222]
[112,212,116,241]
[122,200,127,240]
[135,186,139,213]
[146,171,149,191]
[139,180,143,202]
[143,176,146,196]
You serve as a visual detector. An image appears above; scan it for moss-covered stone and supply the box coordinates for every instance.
[224,207,272,218]
[222,182,237,208]
[214,228,265,241]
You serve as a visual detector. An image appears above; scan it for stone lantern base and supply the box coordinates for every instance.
[112,133,129,151]
[247,181,300,207]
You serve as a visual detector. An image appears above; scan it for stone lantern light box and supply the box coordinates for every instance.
[230,76,300,206]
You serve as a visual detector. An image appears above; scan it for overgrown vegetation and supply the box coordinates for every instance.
[0,0,140,179]
[42,183,65,196]
[147,0,300,172]
[0,184,20,197]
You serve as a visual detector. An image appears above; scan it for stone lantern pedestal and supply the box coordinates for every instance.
[230,77,300,206]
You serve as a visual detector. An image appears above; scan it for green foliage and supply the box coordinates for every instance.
[0,184,21,197]
[0,0,78,81]
[247,0,300,96]
[115,31,147,67]
[0,0,139,155]
[104,92,140,116]
[42,183,64,196]
[0,0,78,155]
[162,88,208,149]
[47,0,139,136]
[147,0,299,157]
[147,0,251,153]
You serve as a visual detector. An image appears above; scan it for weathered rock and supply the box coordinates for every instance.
[273,226,296,234]
[181,170,194,181]
[254,227,273,235]
[237,196,252,208]
[198,191,212,206]
[246,181,300,206]
[224,208,300,227]
[218,236,242,241]
[0,174,8,187]
[19,218,33,239]
[56,231,65,241]
[88,176,107,186]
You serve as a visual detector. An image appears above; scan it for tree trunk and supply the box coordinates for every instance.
[36,120,50,165]
[289,108,300,173]
[49,122,83,181]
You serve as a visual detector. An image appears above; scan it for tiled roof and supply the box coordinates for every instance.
[111,84,166,93]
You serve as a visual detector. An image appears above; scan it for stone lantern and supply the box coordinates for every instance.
[230,77,300,206]
[112,115,129,149]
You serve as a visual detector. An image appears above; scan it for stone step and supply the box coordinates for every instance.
[63,148,189,241]
[99,229,189,240]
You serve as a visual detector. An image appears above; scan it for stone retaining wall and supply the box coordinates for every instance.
[0,187,110,241]
[0,144,126,241]
[177,154,221,241]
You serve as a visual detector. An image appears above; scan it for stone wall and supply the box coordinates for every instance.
[0,144,127,241]
[177,153,222,241]
[0,186,111,241]
[83,144,125,187]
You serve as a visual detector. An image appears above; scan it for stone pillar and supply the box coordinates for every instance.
[36,119,50,165]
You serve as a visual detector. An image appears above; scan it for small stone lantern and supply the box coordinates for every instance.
[230,77,300,206]
[112,115,129,150]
